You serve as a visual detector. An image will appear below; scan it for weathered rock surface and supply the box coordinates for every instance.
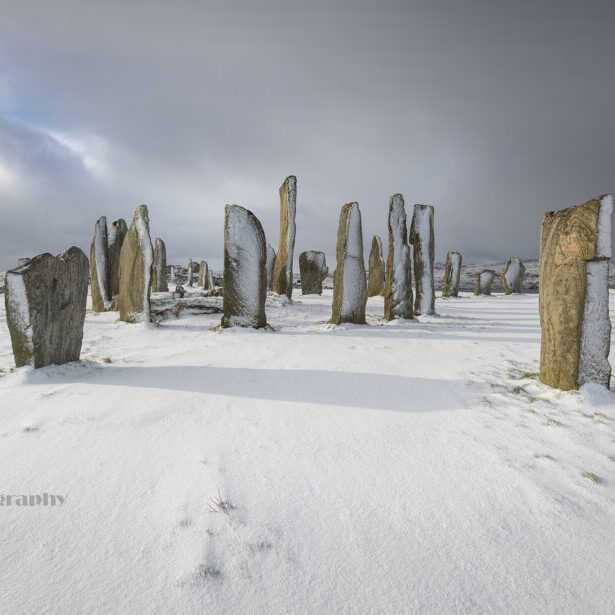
[299,251,328,295]
[152,238,168,292]
[367,235,385,297]
[187,259,195,287]
[118,205,154,323]
[474,269,495,295]
[272,175,297,299]
[410,204,436,315]
[501,257,525,294]
[17,258,31,267]
[205,269,214,290]
[331,202,367,325]
[539,194,612,390]
[198,260,208,288]
[385,194,413,320]
[90,216,111,312]
[108,218,127,299]
[5,246,88,368]
[442,251,462,298]
[266,244,276,290]
[221,205,268,328]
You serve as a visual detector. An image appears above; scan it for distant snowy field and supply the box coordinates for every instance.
[0,289,614,613]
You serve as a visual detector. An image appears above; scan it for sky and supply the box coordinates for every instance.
[0,0,614,272]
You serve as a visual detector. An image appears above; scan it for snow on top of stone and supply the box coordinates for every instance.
[5,270,33,365]
[596,194,612,259]
[133,205,154,326]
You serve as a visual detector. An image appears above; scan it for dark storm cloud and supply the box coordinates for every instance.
[0,0,614,270]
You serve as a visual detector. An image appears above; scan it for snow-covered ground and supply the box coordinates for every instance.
[0,289,614,614]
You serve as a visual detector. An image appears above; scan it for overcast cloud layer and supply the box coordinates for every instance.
[1,0,614,271]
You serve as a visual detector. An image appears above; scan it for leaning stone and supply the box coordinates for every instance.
[118,205,154,323]
[152,238,168,292]
[539,194,612,390]
[442,251,462,298]
[367,235,385,297]
[410,204,436,315]
[474,270,495,295]
[501,257,525,294]
[221,205,268,328]
[385,194,413,320]
[331,202,367,325]
[5,246,88,368]
[90,216,111,312]
[299,251,328,295]
[272,175,297,299]
[108,218,127,299]
[266,244,276,290]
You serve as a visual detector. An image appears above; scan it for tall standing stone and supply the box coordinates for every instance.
[118,205,154,323]
[152,238,168,292]
[474,270,495,295]
[187,259,195,287]
[331,202,367,325]
[272,175,297,299]
[198,260,208,288]
[5,247,89,368]
[90,216,111,312]
[410,204,436,315]
[108,218,127,299]
[266,244,276,291]
[539,194,612,390]
[299,251,328,295]
[367,235,385,297]
[384,194,413,320]
[501,257,525,294]
[221,205,268,328]
[442,251,462,298]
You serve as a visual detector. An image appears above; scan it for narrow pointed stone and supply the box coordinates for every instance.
[501,257,525,294]
[221,205,268,328]
[198,260,208,288]
[90,216,111,312]
[5,246,88,368]
[442,251,462,298]
[410,204,435,315]
[108,218,127,299]
[367,235,385,297]
[384,194,413,320]
[474,270,495,295]
[272,175,297,299]
[152,238,168,292]
[118,205,154,323]
[187,259,194,286]
[331,202,367,325]
[539,194,612,390]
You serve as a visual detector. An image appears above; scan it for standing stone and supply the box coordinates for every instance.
[385,194,413,320]
[205,268,214,290]
[501,257,525,294]
[367,235,385,297]
[221,205,268,328]
[331,202,367,325]
[5,246,88,368]
[442,251,462,298]
[118,205,154,323]
[272,175,297,299]
[266,244,276,290]
[90,216,111,312]
[539,194,612,390]
[187,259,195,287]
[474,269,495,295]
[198,260,208,288]
[410,204,436,315]
[152,238,168,292]
[108,218,128,299]
[299,251,328,295]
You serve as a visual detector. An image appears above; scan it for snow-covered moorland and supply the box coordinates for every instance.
[0,288,614,613]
